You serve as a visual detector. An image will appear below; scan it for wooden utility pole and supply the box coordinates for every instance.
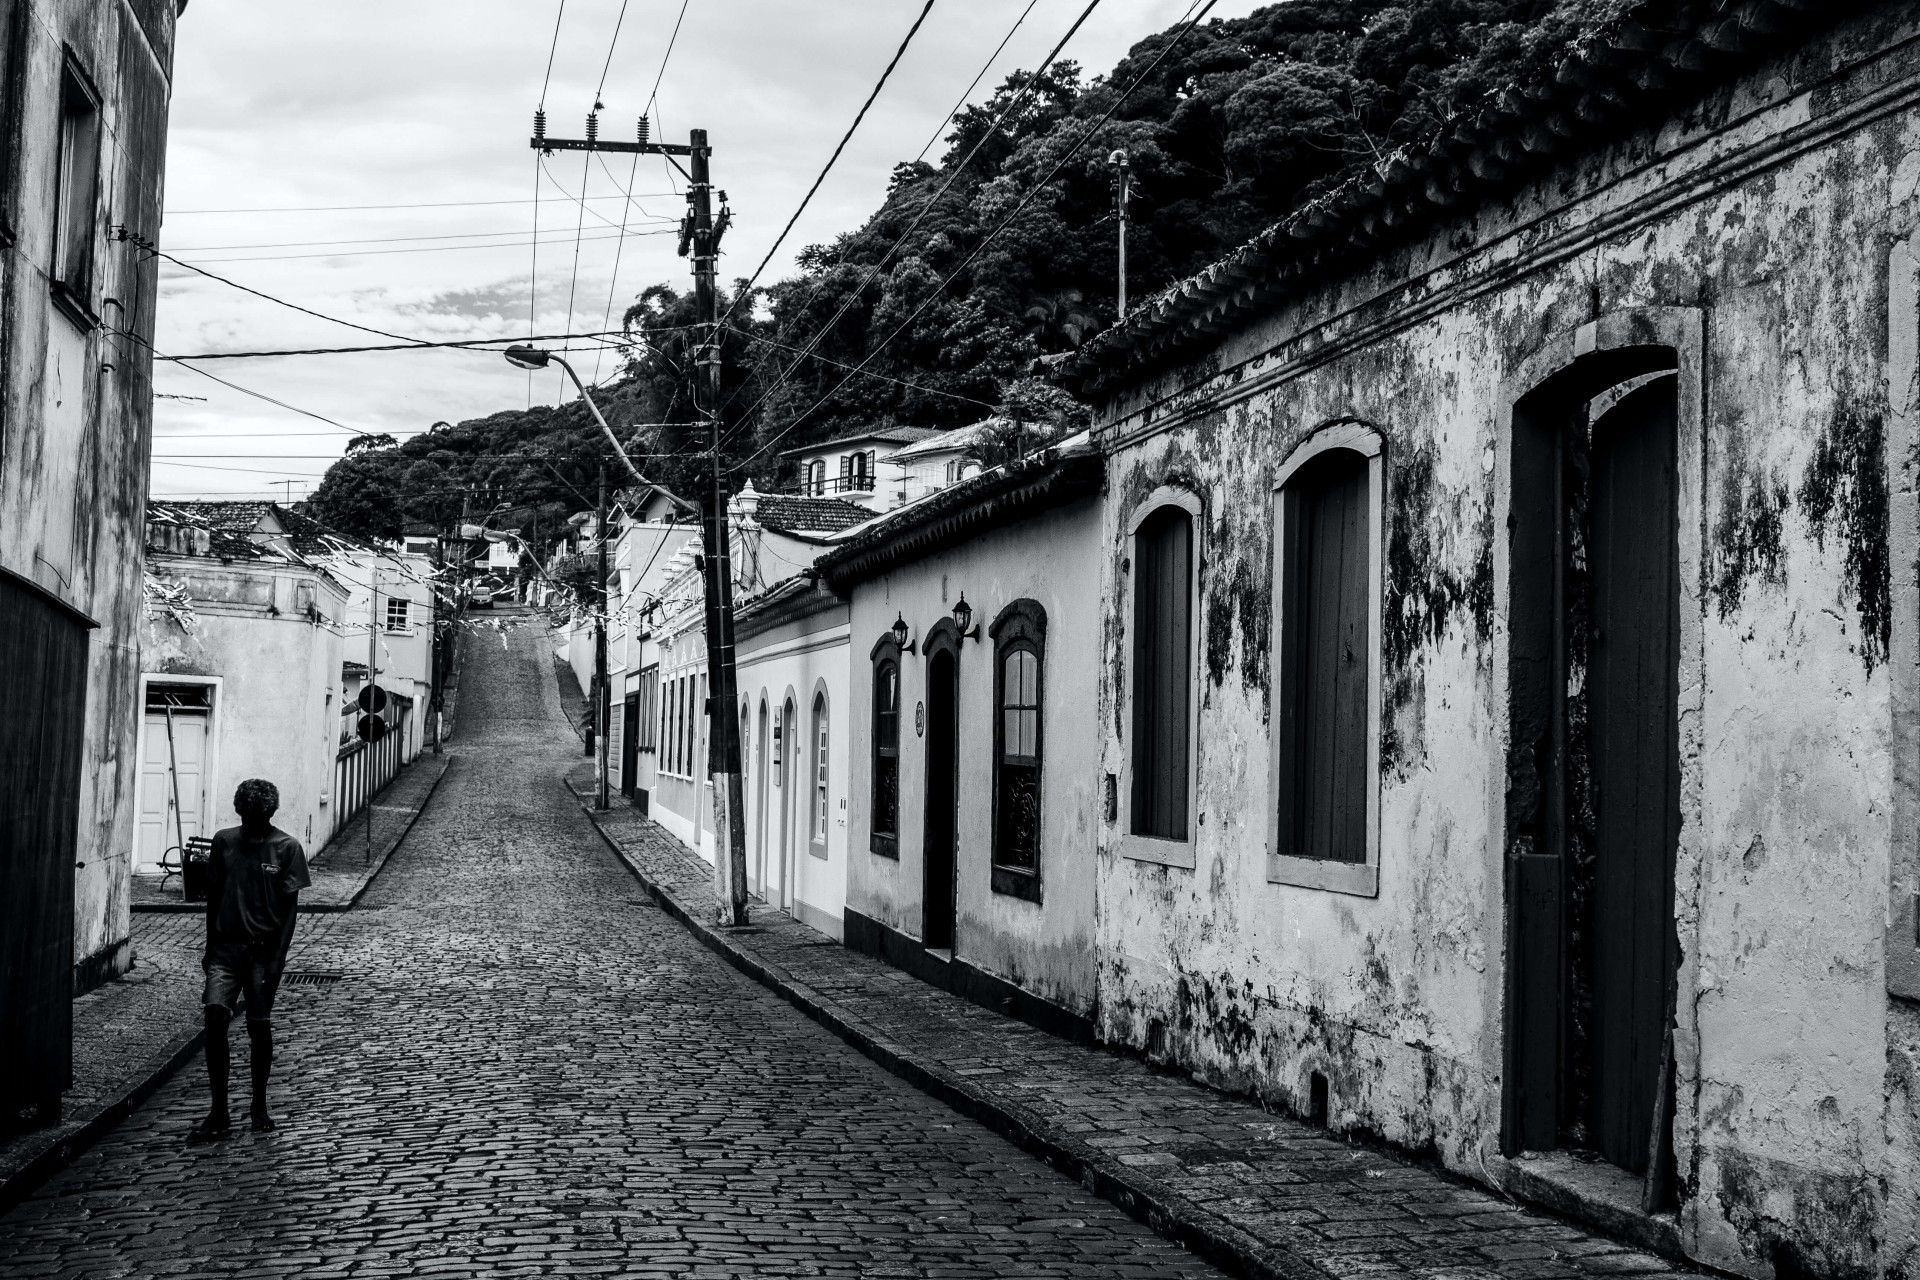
[595,466,611,810]
[366,562,378,864]
[530,113,748,925]
[1110,149,1132,319]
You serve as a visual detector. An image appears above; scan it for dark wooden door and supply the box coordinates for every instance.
[1285,452,1370,862]
[923,649,958,951]
[1586,380,1681,1173]
[0,576,90,1133]
[621,694,640,798]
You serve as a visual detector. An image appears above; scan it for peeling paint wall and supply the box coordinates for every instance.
[845,497,1104,1015]
[0,0,177,991]
[1090,10,1920,1278]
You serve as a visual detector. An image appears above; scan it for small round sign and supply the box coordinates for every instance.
[915,701,925,737]
[355,714,388,743]
[356,683,388,714]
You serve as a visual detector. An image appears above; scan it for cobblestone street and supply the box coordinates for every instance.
[0,620,1221,1279]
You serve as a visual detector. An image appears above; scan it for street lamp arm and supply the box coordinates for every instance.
[545,352,698,517]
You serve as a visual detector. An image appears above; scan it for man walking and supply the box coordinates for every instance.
[189,778,310,1143]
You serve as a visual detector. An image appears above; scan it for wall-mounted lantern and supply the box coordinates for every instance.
[952,594,978,641]
[892,612,917,654]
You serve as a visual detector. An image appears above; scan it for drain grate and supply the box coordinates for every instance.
[282,971,346,986]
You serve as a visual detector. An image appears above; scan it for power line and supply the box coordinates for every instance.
[915,0,1042,163]
[136,240,430,345]
[718,0,1110,431]
[164,193,677,216]
[170,226,678,266]
[717,0,942,333]
[539,0,568,110]
[725,324,994,409]
[738,0,1219,469]
[168,220,673,254]
[594,0,631,101]
[146,327,658,362]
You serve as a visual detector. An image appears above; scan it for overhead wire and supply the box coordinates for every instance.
[736,0,1220,470]
[169,219,673,254]
[165,192,677,216]
[716,0,942,333]
[717,0,1110,432]
[914,0,1042,164]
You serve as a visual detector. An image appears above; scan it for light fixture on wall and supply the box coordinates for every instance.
[952,594,978,641]
[891,612,917,654]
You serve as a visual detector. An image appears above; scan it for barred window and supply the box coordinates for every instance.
[991,600,1046,899]
[871,645,900,855]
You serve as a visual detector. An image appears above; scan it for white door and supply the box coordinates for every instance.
[137,709,209,873]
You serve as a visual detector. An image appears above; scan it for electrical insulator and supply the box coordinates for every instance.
[637,114,649,145]
[585,111,599,144]
[533,109,546,141]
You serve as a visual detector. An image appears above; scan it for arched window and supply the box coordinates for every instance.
[1127,493,1199,858]
[991,600,1046,900]
[811,691,830,850]
[870,636,902,856]
[1268,421,1382,897]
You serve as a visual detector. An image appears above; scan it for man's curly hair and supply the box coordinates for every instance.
[234,778,279,820]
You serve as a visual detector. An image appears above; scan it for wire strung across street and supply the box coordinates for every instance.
[733,0,1220,472]
[715,0,941,333]
[713,0,1111,431]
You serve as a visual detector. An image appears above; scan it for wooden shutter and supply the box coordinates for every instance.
[1131,507,1192,840]
[1281,451,1370,862]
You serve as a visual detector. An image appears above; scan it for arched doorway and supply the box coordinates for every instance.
[922,623,961,955]
[1506,344,1682,1199]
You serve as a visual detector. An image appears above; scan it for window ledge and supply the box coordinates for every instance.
[808,841,829,861]
[990,865,1042,903]
[50,281,98,332]
[1118,833,1195,870]
[1267,853,1378,897]
[871,833,898,859]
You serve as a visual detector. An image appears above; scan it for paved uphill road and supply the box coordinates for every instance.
[0,615,1222,1279]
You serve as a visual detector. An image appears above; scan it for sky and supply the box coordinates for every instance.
[150,0,1270,501]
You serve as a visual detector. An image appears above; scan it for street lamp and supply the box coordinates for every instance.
[891,612,916,654]
[952,594,978,641]
[500,346,695,516]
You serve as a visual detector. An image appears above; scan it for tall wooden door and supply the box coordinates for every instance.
[620,694,639,798]
[754,701,769,897]
[138,696,210,872]
[0,578,90,1133]
[1586,379,1681,1174]
[923,649,958,952]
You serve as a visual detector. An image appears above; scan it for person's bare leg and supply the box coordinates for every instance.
[248,1020,275,1132]
[187,1008,232,1142]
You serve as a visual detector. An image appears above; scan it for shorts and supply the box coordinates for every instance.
[202,942,283,1022]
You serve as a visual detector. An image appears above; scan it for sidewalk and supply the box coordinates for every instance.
[132,752,451,913]
[571,770,1691,1280]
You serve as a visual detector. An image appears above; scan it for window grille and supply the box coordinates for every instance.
[1131,506,1193,841]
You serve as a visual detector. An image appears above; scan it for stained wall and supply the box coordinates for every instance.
[1090,10,1920,1276]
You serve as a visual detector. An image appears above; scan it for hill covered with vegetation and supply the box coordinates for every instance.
[311,0,1618,541]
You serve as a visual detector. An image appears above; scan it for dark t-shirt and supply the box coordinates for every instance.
[207,826,310,947]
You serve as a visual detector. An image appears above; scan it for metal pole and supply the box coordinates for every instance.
[596,466,611,810]
[367,562,378,865]
[1112,150,1132,320]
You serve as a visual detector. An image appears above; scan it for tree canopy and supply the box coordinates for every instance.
[311,0,1618,539]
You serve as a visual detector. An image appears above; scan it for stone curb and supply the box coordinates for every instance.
[572,789,1330,1280]
[0,1023,206,1217]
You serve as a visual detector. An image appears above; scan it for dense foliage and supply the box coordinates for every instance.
[312,0,1618,538]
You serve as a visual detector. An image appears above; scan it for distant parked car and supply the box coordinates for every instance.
[468,584,494,609]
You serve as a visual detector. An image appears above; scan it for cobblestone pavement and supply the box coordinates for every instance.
[584,802,1690,1280]
[0,622,1222,1279]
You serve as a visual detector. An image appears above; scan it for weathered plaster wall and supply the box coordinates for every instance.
[1092,11,1920,1278]
[846,497,1104,1015]
[735,604,851,939]
[140,560,347,861]
[0,0,176,988]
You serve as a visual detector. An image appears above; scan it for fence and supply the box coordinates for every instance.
[328,701,410,846]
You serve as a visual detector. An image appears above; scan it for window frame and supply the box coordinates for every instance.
[990,599,1047,902]
[1118,487,1204,870]
[383,596,411,633]
[869,634,902,857]
[1266,421,1385,897]
[810,686,831,857]
[51,53,101,326]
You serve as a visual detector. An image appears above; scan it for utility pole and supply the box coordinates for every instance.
[531,112,748,926]
[366,562,378,865]
[1109,150,1132,320]
[595,466,611,810]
